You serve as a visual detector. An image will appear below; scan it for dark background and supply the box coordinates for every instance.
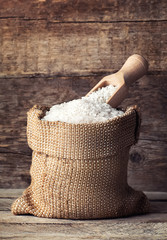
[0,0,167,191]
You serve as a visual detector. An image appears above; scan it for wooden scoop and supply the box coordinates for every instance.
[86,54,148,108]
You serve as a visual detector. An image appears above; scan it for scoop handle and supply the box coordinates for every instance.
[119,54,148,86]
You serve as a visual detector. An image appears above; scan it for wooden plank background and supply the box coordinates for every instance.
[0,0,167,191]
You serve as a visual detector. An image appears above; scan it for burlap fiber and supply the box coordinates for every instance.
[11,105,150,219]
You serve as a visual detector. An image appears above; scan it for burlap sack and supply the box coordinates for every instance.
[12,105,150,219]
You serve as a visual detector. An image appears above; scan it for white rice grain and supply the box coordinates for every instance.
[42,85,124,124]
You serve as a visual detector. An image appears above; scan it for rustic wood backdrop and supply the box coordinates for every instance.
[0,0,167,192]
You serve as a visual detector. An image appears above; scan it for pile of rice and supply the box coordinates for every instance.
[42,85,124,124]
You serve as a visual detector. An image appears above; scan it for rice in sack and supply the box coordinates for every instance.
[11,85,150,219]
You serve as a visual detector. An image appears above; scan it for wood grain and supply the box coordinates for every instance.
[0,19,167,77]
[144,192,167,201]
[0,0,166,22]
[0,74,167,190]
[0,211,167,239]
[0,153,31,188]
[1,220,166,240]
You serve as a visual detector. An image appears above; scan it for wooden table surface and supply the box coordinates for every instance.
[0,189,167,239]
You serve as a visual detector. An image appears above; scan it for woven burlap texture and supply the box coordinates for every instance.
[11,105,150,219]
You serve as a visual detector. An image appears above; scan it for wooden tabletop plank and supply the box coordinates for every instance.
[0,234,165,240]
[1,224,166,240]
[1,210,167,224]
[144,192,167,201]
[0,211,167,240]
[0,189,25,198]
